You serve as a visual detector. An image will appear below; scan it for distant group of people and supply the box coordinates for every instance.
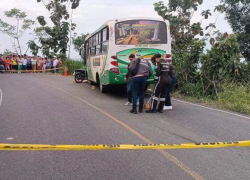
[0,54,63,73]
[125,53,176,114]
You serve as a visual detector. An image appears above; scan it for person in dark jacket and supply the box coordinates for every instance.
[125,54,135,106]
[164,60,176,110]
[146,54,175,113]
[128,56,153,114]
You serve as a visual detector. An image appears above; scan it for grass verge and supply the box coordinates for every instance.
[173,84,250,115]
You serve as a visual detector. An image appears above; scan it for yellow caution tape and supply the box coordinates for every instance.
[1,140,250,151]
[2,67,64,73]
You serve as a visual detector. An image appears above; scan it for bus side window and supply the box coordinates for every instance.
[96,44,101,55]
[102,28,108,42]
[102,42,108,54]
[101,27,109,54]
[91,47,95,56]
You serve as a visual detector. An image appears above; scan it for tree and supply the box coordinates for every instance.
[0,8,35,55]
[154,1,205,50]
[201,9,212,19]
[34,0,80,58]
[27,40,40,56]
[154,1,207,88]
[200,34,247,95]
[72,33,89,52]
[215,0,250,61]
[3,49,14,56]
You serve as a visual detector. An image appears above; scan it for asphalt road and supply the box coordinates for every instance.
[0,73,250,180]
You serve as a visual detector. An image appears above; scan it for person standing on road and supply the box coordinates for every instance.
[125,54,135,106]
[4,56,10,72]
[22,55,27,71]
[128,56,153,114]
[53,57,59,74]
[42,58,47,73]
[58,58,63,68]
[27,56,32,71]
[11,56,18,73]
[50,58,54,73]
[9,56,12,71]
[0,57,5,73]
[46,58,51,70]
[164,60,176,110]
[146,54,174,113]
[17,56,22,73]
[31,57,37,73]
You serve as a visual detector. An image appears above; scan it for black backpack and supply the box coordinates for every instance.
[130,58,141,77]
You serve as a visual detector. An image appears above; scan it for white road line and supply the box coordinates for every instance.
[173,98,250,120]
[0,88,2,107]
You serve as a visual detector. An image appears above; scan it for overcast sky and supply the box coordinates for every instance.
[0,0,232,59]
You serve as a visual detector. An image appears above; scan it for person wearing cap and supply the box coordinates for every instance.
[146,53,175,113]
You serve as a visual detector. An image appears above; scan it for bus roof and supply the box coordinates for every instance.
[84,17,168,42]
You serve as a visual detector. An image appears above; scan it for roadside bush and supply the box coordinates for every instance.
[217,84,250,114]
[178,82,203,97]
[63,59,84,75]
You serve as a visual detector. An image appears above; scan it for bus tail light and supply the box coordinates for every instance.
[110,68,120,74]
[111,61,118,67]
[166,54,171,58]
[111,56,117,60]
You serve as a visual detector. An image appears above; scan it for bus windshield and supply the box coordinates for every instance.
[115,20,167,45]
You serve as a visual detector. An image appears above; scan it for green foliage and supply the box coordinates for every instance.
[63,59,84,75]
[174,83,250,115]
[2,49,14,56]
[201,9,212,19]
[27,40,39,56]
[0,8,35,54]
[217,84,250,114]
[72,33,89,52]
[173,39,206,86]
[154,0,205,50]
[34,0,81,57]
[216,0,250,61]
[200,34,249,95]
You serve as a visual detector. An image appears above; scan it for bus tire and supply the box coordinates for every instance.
[99,82,108,93]
[97,74,107,93]
[75,73,84,83]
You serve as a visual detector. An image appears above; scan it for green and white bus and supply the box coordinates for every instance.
[81,17,171,93]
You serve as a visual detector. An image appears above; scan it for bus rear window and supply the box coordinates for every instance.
[115,20,167,45]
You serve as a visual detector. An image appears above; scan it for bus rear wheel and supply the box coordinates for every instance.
[97,75,108,93]
[99,82,108,93]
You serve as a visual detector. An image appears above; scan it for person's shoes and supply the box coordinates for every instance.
[146,110,157,113]
[130,109,137,114]
[163,106,173,110]
[139,108,143,113]
[157,109,163,113]
[125,102,132,106]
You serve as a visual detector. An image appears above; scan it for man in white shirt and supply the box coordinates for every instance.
[22,56,27,71]
[53,57,59,73]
